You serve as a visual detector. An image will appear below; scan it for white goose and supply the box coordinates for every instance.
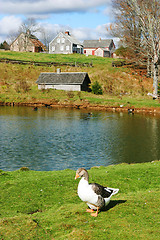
[75,168,119,217]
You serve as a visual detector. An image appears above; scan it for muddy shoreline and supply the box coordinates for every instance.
[1,100,160,115]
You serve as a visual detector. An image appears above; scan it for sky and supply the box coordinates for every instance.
[0,0,116,45]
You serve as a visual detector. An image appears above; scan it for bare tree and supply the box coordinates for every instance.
[111,0,142,58]
[8,18,42,44]
[19,18,41,35]
[19,18,41,52]
[112,0,160,97]
[40,27,56,51]
[130,0,160,97]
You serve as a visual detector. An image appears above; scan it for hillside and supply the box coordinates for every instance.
[1,51,160,111]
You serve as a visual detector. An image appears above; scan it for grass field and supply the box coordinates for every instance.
[1,51,159,109]
[0,50,113,64]
[0,161,160,239]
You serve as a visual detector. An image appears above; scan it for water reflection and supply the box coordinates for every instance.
[0,106,160,171]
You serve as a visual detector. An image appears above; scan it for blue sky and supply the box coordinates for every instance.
[0,0,116,44]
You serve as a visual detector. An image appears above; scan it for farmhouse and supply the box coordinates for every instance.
[49,31,83,54]
[36,70,91,91]
[10,30,45,53]
[83,39,115,57]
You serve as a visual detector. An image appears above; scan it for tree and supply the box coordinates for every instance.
[112,0,160,97]
[91,81,103,95]
[40,27,56,51]
[111,0,142,59]
[19,18,41,35]
[8,17,56,51]
[0,41,10,50]
[129,0,160,97]
[8,18,42,45]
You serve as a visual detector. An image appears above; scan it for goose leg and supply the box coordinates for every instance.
[91,207,99,217]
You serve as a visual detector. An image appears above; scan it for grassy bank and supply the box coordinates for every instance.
[1,51,160,110]
[0,161,160,239]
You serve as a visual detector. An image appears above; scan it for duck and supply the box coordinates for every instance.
[128,108,134,114]
[33,107,38,111]
[75,168,119,217]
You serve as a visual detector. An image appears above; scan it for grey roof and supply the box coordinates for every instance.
[83,39,113,48]
[36,72,91,85]
[50,32,83,46]
[64,33,83,46]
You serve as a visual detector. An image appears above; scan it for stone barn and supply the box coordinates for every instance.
[36,70,91,91]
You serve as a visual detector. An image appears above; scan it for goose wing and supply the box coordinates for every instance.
[89,183,114,198]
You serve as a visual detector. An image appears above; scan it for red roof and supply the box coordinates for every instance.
[30,38,45,49]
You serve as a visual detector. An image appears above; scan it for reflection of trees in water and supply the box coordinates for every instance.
[0,106,160,171]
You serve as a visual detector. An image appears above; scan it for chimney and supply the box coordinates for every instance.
[99,37,101,42]
[65,31,70,35]
[57,68,61,74]
[26,29,31,36]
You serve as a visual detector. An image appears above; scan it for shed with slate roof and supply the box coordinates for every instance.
[36,70,91,91]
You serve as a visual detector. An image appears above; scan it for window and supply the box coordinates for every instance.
[61,38,65,43]
[52,46,55,52]
[57,38,60,43]
[60,46,64,51]
[66,45,69,51]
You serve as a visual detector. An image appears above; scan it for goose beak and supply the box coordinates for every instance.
[75,173,79,180]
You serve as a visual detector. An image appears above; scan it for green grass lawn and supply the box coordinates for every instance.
[0,51,114,65]
[0,161,160,239]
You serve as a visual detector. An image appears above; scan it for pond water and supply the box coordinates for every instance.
[0,106,160,171]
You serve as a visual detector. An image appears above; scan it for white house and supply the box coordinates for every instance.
[49,31,83,54]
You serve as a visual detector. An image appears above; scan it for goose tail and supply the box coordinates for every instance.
[106,187,119,196]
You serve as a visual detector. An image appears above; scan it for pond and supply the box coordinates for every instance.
[0,106,160,171]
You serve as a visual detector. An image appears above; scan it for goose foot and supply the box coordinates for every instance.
[86,209,94,213]
[91,207,99,217]
[91,212,98,217]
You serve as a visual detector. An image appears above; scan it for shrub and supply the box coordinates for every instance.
[15,80,30,93]
[67,91,74,99]
[20,167,30,171]
[91,81,103,95]
[77,92,83,100]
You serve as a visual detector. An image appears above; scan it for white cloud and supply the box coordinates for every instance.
[0,0,112,15]
[96,24,109,37]
[71,24,118,46]
[0,15,22,35]
[77,23,113,40]
[72,28,97,41]
[0,0,115,43]
[0,36,4,43]
[49,23,113,42]
[0,15,117,45]
[39,22,112,43]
